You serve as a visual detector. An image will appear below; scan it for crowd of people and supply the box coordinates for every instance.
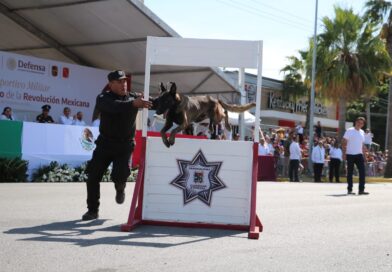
[256,122,388,180]
[1,105,96,127]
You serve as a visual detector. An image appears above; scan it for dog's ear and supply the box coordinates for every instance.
[169,82,177,96]
[159,82,167,93]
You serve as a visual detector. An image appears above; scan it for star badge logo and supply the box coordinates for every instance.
[170,150,226,206]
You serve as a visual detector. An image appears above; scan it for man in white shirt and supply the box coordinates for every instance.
[364,129,373,150]
[258,138,271,156]
[289,134,301,182]
[329,141,342,183]
[311,140,325,182]
[72,111,86,126]
[296,122,304,144]
[58,107,73,125]
[342,117,368,195]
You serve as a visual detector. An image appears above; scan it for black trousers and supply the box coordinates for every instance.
[86,136,133,212]
[346,154,366,192]
[289,159,299,181]
[329,158,341,182]
[313,163,324,182]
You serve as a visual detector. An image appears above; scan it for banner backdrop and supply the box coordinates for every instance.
[0,51,109,124]
[22,122,99,176]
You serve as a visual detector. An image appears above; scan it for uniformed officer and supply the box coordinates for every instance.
[82,70,152,221]
[36,104,55,123]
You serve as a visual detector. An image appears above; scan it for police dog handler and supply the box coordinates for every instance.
[82,70,152,221]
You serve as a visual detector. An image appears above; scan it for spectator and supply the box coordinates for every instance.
[364,129,373,151]
[312,140,325,182]
[1,107,15,120]
[36,104,54,123]
[58,107,73,125]
[315,121,322,138]
[329,141,342,183]
[289,134,301,182]
[258,138,271,155]
[283,131,293,177]
[233,133,240,141]
[342,117,368,195]
[92,114,100,127]
[296,122,304,144]
[72,111,86,126]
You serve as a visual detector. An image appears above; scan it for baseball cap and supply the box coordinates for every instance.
[107,70,127,81]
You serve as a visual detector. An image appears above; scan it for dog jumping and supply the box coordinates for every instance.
[153,82,256,147]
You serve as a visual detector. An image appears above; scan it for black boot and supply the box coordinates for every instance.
[115,182,126,204]
[82,210,99,221]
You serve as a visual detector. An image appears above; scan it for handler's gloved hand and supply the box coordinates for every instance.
[132,97,152,109]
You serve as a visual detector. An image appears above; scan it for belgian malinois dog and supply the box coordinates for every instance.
[153,82,256,147]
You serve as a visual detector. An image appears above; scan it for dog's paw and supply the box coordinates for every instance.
[162,139,171,148]
[168,137,175,146]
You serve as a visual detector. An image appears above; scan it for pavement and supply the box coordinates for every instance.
[0,181,391,272]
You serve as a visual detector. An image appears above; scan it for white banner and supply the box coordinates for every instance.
[22,122,100,176]
[0,51,109,124]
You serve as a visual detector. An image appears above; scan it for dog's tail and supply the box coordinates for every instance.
[219,100,256,113]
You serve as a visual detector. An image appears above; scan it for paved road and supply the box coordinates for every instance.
[0,182,391,272]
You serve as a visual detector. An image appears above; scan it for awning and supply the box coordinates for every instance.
[0,0,239,99]
[261,110,351,129]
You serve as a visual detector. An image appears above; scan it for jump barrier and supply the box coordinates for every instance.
[121,36,264,239]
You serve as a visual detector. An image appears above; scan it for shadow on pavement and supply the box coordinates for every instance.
[4,219,244,248]
[325,194,352,197]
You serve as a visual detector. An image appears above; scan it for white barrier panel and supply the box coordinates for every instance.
[143,137,253,225]
[22,122,99,176]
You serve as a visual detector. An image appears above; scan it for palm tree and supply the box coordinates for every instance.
[315,6,390,141]
[364,0,392,177]
[281,51,311,129]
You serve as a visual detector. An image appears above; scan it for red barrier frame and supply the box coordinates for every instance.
[121,138,263,239]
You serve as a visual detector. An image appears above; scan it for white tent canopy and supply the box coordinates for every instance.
[0,0,240,100]
[228,111,256,125]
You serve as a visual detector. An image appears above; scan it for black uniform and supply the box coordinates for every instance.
[36,114,54,123]
[86,90,138,213]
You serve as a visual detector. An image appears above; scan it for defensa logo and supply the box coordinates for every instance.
[17,60,46,74]
[79,128,95,151]
[170,150,226,206]
[6,58,17,70]
[7,57,47,74]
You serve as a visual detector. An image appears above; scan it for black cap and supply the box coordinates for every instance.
[107,70,127,81]
[42,104,51,111]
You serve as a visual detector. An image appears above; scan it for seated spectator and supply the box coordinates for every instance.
[1,107,16,120]
[58,107,73,125]
[36,104,54,123]
[72,111,86,126]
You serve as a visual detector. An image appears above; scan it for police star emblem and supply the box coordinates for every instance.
[170,150,226,206]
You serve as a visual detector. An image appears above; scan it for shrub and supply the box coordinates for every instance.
[0,157,28,182]
[32,161,138,183]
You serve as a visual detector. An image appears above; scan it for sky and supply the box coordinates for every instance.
[144,0,367,80]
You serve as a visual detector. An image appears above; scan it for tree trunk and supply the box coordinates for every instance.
[384,23,392,178]
[338,97,347,141]
[384,78,392,177]
[365,100,371,130]
[305,90,311,135]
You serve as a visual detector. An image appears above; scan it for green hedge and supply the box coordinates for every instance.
[0,157,28,182]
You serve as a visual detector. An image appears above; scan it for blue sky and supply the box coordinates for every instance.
[144,0,366,80]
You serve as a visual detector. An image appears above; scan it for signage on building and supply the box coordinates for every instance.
[267,92,327,116]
